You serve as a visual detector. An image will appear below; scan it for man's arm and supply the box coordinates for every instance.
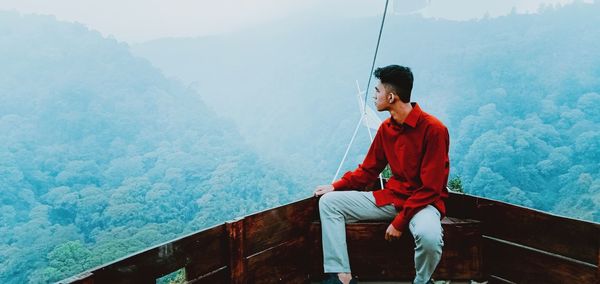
[390,125,450,230]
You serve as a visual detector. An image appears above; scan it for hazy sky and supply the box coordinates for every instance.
[0,0,591,43]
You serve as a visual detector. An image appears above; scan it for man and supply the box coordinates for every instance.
[313,65,449,284]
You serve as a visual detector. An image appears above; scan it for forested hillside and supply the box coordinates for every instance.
[0,12,300,283]
[133,2,600,221]
[1,2,599,283]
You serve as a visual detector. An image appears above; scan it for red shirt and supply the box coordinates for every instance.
[332,103,450,230]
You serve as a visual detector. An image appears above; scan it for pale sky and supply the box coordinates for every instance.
[0,0,592,43]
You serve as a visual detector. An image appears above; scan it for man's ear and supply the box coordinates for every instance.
[388,93,395,103]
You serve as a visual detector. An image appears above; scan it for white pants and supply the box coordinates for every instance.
[319,190,444,284]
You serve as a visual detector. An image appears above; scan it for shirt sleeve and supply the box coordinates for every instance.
[391,125,449,230]
[332,126,388,190]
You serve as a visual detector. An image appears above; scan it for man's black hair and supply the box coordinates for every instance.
[373,65,413,103]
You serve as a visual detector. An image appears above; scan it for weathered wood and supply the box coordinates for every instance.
[436,217,484,280]
[345,225,416,280]
[447,192,600,266]
[445,192,480,219]
[61,272,94,284]
[186,266,228,284]
[309,217,483,281]
[227,218,246,284]
[308,218,324,281]
[483,236,597,284]
[62,224,226,284]
[487,275,516,284]
[476,196,600,265]
[246,237,311,283]
[184,225,227,281]
[244,197,317,255]
[59,193,600,284]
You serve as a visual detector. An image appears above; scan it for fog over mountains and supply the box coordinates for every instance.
[1,2,599,282]
[132,2,600,215]
[0,11,299,283]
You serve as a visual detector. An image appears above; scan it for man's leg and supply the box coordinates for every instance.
[318,190,396,274]
[408,205,444,284]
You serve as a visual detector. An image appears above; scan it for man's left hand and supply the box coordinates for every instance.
[385,224,402,241]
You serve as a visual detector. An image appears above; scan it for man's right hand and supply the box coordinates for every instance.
[313,184,334,197]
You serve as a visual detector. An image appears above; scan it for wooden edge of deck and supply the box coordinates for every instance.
[59,193,599,283]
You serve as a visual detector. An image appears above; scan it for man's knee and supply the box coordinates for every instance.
[318,191,341,210]
[319,191,353,216]
[413,225,443,252]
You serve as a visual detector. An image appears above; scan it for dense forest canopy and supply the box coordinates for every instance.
[0,11,300,283]
[133,2,600,217]
[1,2,599,283]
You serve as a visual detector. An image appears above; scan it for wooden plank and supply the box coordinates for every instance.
[227,218,246,284]
[244,197,317,256]
[476,196,600,265]
[346,226,416,280]
[63,224,226,284]
[60,272,94,284]
[437,218,483,281]
[246,237,311,283]
[63,198,317,284]
[445,192,480,219]
[483,236,597,284]
[309,220,325,280]
[187,266,228,284]
[447,192,600,265]
[309,217,483,281]
[487,275,516,284]
[279,272,311,284]
[184,225,227,280]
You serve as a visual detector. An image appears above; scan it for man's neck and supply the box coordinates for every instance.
[389,102,413,124]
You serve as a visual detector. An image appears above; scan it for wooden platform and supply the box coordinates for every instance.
[309,217,483,282]
[59,193,600,284]
[311,281,485,284]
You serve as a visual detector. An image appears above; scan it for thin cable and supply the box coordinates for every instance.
[358,81,384,189]
[332,0,390,185]
[363,0,390,114]
[332,116,364,183]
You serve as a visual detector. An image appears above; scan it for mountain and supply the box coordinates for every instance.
[132,2,600,219]
[0,11,300,283]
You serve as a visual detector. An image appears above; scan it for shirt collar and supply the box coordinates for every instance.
[388,102,422,128]
[403,102,421,128]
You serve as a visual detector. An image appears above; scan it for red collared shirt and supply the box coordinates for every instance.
[332,103,450,230]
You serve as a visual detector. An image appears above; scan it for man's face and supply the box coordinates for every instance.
[373,81,391,112]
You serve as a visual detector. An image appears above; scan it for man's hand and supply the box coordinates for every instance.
[385,224,402,241]
[313,184,334,197]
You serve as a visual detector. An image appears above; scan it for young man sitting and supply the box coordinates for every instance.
[314,65,450,284]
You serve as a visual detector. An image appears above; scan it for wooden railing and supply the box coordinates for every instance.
[59,192,600,284]
[309,217,484,281]
[447,193,600,284]
[60,197,317,284]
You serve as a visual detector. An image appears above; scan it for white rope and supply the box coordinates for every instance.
[332,116,363,183]
[362,0,390,114]
[331,82,385,189]
[357,82,385,190]
[331,0,390,188]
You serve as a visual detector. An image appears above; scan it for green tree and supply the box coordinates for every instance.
[447,176,464,193]
[45,241,92,282]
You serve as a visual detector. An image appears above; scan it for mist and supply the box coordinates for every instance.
[0,1,599,282]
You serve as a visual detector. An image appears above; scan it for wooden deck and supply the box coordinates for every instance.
[309,217,483,281]
[311,281,486,284]
[59,192,600,284]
